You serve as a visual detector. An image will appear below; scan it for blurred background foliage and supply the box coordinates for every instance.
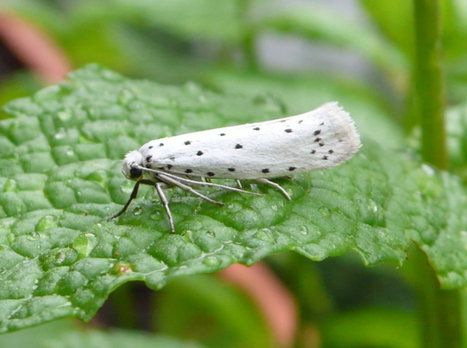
[0,0,465,347]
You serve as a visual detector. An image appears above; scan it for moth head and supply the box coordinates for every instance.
[122,151,144,180]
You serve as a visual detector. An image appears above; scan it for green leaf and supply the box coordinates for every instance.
[0,73,42,119]
[157,275,271,347]
[256,4,407,78]
[0,319,205,348]
[46,329,205,348]
[111,0,248,44]
[321,307,418,348]
[359,0,415,60]
[0,65,465,333]
[446,104,467,177]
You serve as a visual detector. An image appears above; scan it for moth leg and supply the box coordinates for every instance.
[256,178,291,200]
[151,170,260,196]
[108,180,142,220]
[235,180,243,189]
[155,182,176,233]
[108,179,156,220]
[158,174,224,206]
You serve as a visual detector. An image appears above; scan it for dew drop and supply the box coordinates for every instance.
[57,111,72,121]
[203,256,219,267]
[54,250,66,264]
[421,164,435,176]
[150,211,161,219]
[368,199,379,213]
[318,207,331,216]
[36,215,58,231]
[299,225,308,235]
[54,129,66,140]
[4,179,16,192]
[118,89,134,105]
[72,233,97,258]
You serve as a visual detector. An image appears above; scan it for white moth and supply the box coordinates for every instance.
[110,102,361,232]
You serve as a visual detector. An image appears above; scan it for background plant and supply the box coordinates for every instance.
[0,0,465,347]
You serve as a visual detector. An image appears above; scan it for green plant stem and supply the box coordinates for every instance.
[407,247,462,348]
[411,0,462,347]
[413,0,448,169]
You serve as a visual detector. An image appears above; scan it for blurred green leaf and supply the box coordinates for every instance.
[0,0,66,35]
[408,104,467,181]
[267,253,333,319]
[321,307,418,348]
[439,0,467,60]
[113,26,209,83]
[0,65,465,334]
[112,0,247,44]
[0,73,42,119]
[359,0,415,60]
[157,275,271,348]
[1,0,130,70]
[446,104,467,173]
[256,4,407,80]
[46,329,205,348]
[2,0,239,79]
[0,319,75,347]
[0,319,204,348]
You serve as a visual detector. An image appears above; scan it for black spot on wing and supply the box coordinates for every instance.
[235,144,243,149]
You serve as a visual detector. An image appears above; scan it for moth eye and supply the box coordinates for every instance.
[129,167,143,179]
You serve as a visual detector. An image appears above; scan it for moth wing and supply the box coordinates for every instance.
[140,102,360,179]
